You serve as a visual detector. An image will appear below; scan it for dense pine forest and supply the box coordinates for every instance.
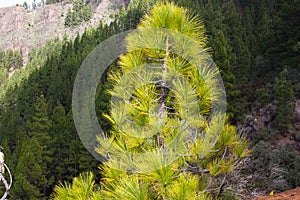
[0,0,299,199]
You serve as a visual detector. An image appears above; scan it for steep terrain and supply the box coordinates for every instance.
[0,0,299,199]
[0,0,125,62]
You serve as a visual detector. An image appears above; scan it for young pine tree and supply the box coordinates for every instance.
[64,7,73,27]
[275,67,295,134]
[52,2,249,199]
[15,94,54,197]
[50,102,67,181]
[13,137,46,200]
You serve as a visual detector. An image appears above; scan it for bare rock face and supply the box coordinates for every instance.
[239,100,300,139]
[0,4,69,59]
[256,103,277,130]
[295,100,300,119]
[0,0,126,63]
[238,103,277,138]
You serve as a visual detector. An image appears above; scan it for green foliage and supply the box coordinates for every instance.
[0,0,298,198]
[52,2,249,199]
[0,68,8,87]
[46,0,64,4]
[13,94,53,198]
[252,127,276,142]
[64,0,93,27]
[216,189,240,200]
[260,143,300,191]
[65,7,72,26]
[13,138,46,199]
[23,1,29,9]
[171,0,253,121]
[275,67,294,133]
[249,139,300,192]
[0,49,23,71]
[0,4,134,198]
[51,172,101,200]
[118,0,158,30]
[172,0,298,122]
[254,85,273,108]
[0,40,61,100]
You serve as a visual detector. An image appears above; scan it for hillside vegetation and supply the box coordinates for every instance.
[0,0,299,199]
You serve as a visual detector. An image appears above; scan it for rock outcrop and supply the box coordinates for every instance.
[238,100,300,151]
[0,0,125,63]
[238,103,276,138]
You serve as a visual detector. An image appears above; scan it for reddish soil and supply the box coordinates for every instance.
[254,187,300,200]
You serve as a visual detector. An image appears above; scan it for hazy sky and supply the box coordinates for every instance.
[0,0,42,8]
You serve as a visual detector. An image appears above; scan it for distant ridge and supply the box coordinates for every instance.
[0,0,125,62]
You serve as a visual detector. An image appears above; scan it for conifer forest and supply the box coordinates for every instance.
[0,0,299,199]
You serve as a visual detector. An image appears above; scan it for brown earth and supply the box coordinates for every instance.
[254,187,300,200]
[0,0,125,63]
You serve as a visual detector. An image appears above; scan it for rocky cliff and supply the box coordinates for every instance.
[0,0,125,63]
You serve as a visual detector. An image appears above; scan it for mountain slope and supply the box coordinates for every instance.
[0,0,125,62]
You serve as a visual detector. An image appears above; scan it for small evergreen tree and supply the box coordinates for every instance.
[23,1,28,10]
[50,102,67,181]
[51,172,101,200]
[275,67,294,133]
[0,68,8,86]
[82,4,93,21]
[65,8,73,27]
[64,0,93,27]
[15,94,54,197]
[52,2,249,199]
[14,138,46,200]
[32,0,37,9]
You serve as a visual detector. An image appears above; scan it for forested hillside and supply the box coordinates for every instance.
[0,0,299,199]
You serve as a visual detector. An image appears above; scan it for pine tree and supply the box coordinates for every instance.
[269,0,300,67]
[243,6,257,54]
[65,0,93,27]
[82,4,93,21]
[52,2,249,199]
[118,0,157,30]
[275,67,295,133]
[46,0,64,4]
[13,138,46,200]
[0,68,8,86]
[23,1,28,9]
[73,0,83,13]
[25,94,53,196]
[212,30,239,119]
[50,102,67,181]
[203,0,240,120]
[51,172,101,200]
[223,1,252,85]
[32,0,37,9]
[65,8,73,27]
